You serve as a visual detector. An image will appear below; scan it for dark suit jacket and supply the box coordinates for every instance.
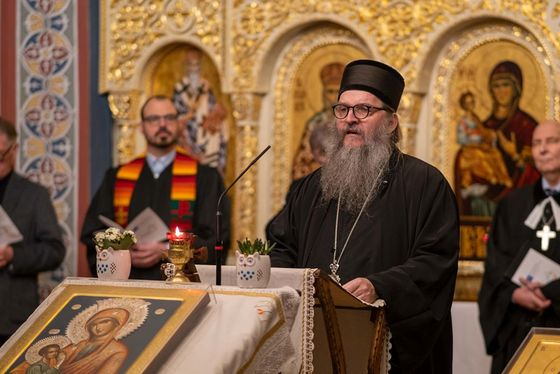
[0,173,65,335]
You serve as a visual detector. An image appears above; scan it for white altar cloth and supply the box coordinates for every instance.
[160,285,301,373]
[197,265,315,372]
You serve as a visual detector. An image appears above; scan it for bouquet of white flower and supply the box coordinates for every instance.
[93,227,137,251]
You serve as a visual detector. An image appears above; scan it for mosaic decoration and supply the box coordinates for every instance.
[18,0,77,295]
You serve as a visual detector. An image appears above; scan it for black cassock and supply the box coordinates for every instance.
[80,160,230,280]
[479,181,560,374]
[267,150,459,373]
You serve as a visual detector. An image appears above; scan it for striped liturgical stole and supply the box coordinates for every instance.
[113,148,197,232]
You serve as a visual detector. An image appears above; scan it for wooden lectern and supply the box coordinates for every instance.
[312,269,387,374]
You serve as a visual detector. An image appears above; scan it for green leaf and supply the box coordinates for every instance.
[236,237,276,255]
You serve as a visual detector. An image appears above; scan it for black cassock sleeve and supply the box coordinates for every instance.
[266,178,308,267]
[193,164,231,264]
[365,161,460,371]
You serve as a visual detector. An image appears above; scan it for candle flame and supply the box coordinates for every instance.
[175,226,181,236]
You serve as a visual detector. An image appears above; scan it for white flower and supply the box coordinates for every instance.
[93,227,137,250]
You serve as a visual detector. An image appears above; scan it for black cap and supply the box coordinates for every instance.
[338,60,405,111]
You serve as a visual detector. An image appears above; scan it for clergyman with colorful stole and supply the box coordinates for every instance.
[81,95,230,280]
[479,119,560,374]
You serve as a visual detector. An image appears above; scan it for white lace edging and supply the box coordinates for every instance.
[301,268,316,372]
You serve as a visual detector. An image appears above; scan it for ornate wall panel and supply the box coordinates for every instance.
[100,0,223,92]
[230,92,262,239]
[100,0,225,163]
[17,0,78,291]
[431,24,556,185]
[428,21,560,299]
[98,0,560,244]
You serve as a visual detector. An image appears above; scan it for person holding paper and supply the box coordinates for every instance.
[80,95,230,280]
[0,117,65,345]
[267,60,459,373]
[479,119,560,373]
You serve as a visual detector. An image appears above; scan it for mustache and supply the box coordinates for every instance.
[341,124,363,136]
[155,128,172,137]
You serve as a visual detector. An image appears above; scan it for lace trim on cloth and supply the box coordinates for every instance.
[386,329,392,373]
[302,268,316,372]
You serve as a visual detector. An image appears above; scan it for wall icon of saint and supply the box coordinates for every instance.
[292,62,344,179]
[455,60,540,215]
[173,47,228,174]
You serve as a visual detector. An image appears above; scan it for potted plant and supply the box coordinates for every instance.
[235,238,276,288]
[93,227,136,280]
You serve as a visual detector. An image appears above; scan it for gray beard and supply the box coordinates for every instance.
[320,121,393,214]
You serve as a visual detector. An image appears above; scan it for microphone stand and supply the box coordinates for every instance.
[215,145,271,285]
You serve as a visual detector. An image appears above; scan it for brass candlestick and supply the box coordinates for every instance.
[162,230,200,283]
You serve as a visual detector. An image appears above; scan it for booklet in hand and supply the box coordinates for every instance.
[98,207,168,244]
[511,248,560,286]
[0,206,23,248]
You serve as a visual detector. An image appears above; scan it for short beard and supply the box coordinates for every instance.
[148,138,177,149]
[320,119,394,214]
[146,130,178,149]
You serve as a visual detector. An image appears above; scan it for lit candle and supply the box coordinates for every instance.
[167,226,185,241]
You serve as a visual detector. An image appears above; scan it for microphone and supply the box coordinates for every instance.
[215,145,271,285]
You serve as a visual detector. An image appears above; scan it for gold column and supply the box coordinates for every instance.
[107,91,143,164]
[397,91,423,155]
[230,92,263,241]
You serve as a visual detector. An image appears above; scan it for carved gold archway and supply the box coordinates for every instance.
[99,0,560,244]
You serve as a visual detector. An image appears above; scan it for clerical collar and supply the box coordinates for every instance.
[525,197,560,230]
[542,179,560,195]
[146,150,176,179]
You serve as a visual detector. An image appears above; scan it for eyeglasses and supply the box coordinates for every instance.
[332,104,388,119]
[0,143,14,162]
[143,113,178,125]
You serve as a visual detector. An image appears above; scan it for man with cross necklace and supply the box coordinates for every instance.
[479,119,560,374]
[268,60,460,373]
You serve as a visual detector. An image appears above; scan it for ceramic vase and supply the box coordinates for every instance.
[236,250,271,288]
[96,247,131,280]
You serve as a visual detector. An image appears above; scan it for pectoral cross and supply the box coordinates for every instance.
[329,260,341,284]
[537,224,556,251]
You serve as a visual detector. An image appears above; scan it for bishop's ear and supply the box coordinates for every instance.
[387,113,399,133]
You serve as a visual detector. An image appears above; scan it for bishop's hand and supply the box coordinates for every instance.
[512,277,551,312]
[343,277,378,304]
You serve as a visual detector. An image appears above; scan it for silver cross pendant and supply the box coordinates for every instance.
[329,260,341,284]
